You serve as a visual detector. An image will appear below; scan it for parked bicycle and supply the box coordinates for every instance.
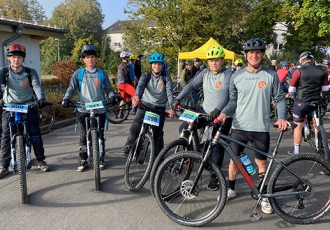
[124,107,168,191]
[38,103,55,134]
[302,100,330,162]
[153,122,330,227]
[64,100,109,191]
[270,97,293,121]
[149,108,208,195]
[2,101,52,204]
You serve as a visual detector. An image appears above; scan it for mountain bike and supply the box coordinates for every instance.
[2,101,51,204]
[107,92,132,124]
[124,107,168,191]
[302,100,330,162]
[66,100,109,191]
[38,103,55,134]
[149,108,208,196]
[153,123,330,227]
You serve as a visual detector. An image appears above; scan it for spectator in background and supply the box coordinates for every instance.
[323,59,330,79]
[234,59,244,72]
[269,59,277,71]
[277,61,292,93]
[180,60,194,87]
[192,57,201,72]
[128,54,136,87]
[161,55,169,76]
[134,54,144,87]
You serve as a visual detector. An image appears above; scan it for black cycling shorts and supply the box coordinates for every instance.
[292,101,314,123]
[230,129,270,160]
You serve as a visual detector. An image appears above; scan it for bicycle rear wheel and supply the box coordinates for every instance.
[39,104,55,134]
[16,135,28,204]
[91,129,100,191]
[154,151,226,227]
[124,132,155,191]
[150,138,189,196]
[108,96,130,124]
[268,153,330,224]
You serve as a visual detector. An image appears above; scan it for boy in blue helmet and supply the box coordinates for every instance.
[121,53,176,156]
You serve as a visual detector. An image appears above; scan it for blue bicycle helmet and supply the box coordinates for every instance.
[243,38,266,52]
[149,53,165,63]
[280,61,289,67]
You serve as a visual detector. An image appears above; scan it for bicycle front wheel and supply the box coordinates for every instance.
[124,132,155,191]
[16,135,28,204]
[39,105,55,134]
[108,96,130,124]
[268,153,330,224]
[91,129,101,191]
[150,138,189,196]
[154,151,227,227]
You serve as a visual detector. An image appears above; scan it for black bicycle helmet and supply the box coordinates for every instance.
[185,60,193,65]
[193,57,201,62]
[6,44,26,57]
[243,38,266,52]
[81,44,97,58]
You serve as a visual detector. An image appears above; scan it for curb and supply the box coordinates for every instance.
[52,118,76,130]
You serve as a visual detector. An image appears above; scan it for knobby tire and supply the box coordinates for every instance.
[16,135,28,204]
[91,129,101,191]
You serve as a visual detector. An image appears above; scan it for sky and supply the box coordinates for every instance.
[38,0,129,29]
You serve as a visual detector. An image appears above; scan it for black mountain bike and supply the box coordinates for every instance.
[66,100,109,191]
[38,103,55,134]
[153,123,330,227]
[107,92,132,124]
[124,108,168,191]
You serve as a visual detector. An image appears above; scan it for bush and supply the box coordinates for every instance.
[51,59,78,85]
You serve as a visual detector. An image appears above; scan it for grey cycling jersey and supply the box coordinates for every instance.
[135,72,174,108]
[0,66,45,104]
[176,67,233,114]
[221,67,286,132]
[64,68,115,114]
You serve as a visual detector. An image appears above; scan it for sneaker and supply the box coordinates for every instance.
[77,160,88,172]
[100,160,105,170]
[227,188,236,200]
[38,161,50,172]
[121,145,132,157]
[0,167,9,179]
[260,198,273,214]
[207,178,219,191]
[287,151,298,156]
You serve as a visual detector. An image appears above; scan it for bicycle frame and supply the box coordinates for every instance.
[8,107,32,171]
[190,126,309,201]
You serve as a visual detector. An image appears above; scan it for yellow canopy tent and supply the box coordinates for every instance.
[178,37,242,60]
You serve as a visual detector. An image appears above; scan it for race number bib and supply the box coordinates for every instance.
[143,111,160,126]
[5,104,28,113]
[179,110,199,122]
[85,101,104,110]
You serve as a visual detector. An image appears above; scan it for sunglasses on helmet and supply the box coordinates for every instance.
[8,44,26,52]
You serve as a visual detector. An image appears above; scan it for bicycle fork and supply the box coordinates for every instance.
[85,116,104,162]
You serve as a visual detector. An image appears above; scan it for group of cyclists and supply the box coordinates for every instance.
[0,39,329,217]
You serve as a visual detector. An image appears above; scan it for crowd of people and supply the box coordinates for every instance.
[0,40,329,216]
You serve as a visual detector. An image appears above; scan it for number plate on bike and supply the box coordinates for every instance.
[85,101,104,110]
[179,110,199,122]
[5,104,28,113]
[143,111,160,126]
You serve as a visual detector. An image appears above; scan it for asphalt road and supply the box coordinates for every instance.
[1,116,330,230]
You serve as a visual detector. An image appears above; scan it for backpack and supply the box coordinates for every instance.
[1,66,33,97]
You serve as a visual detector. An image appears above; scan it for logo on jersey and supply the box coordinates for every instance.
[215,81,222,88]
[94,79,101,87]
[22,81,29,89]
[158,82,164,90]
[258,81,267,90]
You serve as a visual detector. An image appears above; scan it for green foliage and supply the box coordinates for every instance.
[51,59,78,85]
[0,0,46,22]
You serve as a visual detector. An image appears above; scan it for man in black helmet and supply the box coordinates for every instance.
[217,38,288,214]
[288,51,329,155]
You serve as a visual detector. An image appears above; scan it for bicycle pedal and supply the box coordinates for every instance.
[250,212,262,221]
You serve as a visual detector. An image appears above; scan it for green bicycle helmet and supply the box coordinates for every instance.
[206,46,225,60]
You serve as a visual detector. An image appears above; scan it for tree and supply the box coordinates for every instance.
[0,0,46,22]
[280,0,330,54]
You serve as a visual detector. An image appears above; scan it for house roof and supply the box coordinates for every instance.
[0,15,67,39]
[105,19,157,34]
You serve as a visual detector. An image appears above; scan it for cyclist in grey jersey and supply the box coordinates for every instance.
[0,44,50,178]
[172,46,233,190]
[62,44,117,172]
[121,53,175,157]
[217,38,289,214]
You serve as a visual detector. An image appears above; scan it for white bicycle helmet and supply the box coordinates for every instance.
[120,51,130,58]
